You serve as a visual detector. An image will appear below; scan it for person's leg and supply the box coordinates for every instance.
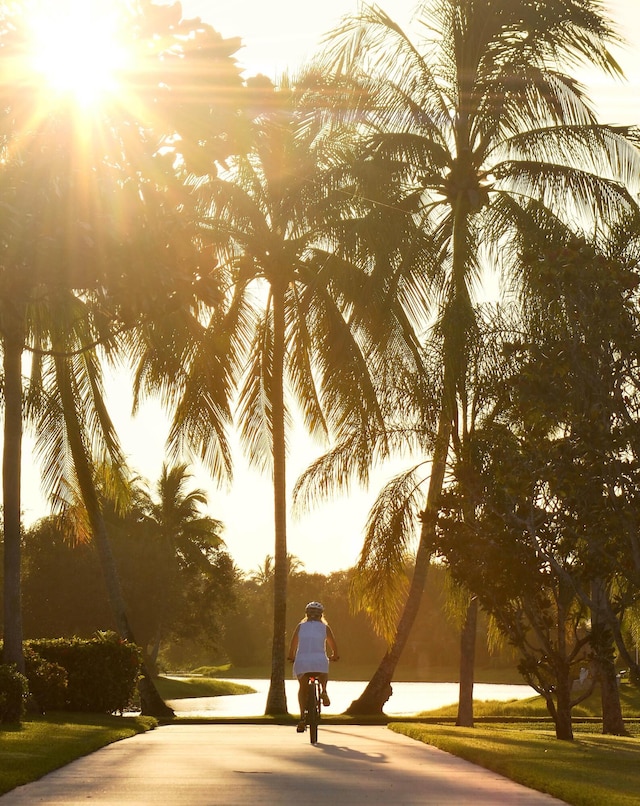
[296,674,310,731]
[318,672,329,705]
[297,674,309,715]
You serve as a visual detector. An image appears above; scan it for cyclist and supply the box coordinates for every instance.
[287,601,339,732]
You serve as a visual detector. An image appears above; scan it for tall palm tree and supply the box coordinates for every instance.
[0,0,247,675]
[21,286,173,716]
[187,77,427,714]
[311,0,640,713]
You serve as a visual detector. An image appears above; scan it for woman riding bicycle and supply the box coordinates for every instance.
[287,601,339,732]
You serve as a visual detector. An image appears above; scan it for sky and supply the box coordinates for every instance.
[19,0,640,576]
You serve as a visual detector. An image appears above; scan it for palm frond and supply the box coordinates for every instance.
[350,466,428,641]
[494,160,639,226]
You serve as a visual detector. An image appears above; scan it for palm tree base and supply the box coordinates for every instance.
[138,669,175,718]
[344,679,392,716]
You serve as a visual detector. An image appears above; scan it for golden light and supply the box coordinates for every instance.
[28,0,130,108]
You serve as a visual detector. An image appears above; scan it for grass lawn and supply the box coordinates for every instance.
[0,675,250,796]
[154,675,256,700]
[0,713,156,796]
[3,676,639,803]
[390,722,640,806]
[419,680,640,720]
[390,683,640,806]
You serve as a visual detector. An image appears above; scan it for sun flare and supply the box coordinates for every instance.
[28,0,130,108]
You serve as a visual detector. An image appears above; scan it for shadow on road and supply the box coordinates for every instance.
[315,728,388,763]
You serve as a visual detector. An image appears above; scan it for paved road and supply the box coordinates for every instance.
[1,724,565,804]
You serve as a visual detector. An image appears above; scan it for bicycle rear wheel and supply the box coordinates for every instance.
[308,679,320,744]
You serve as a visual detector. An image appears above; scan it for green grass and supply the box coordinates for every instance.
[390,722,640,806]
[390,682,640,806]
[0,713,156,796]
[154,675,256,700]
[420,681,640,720]
[179,664,525,684]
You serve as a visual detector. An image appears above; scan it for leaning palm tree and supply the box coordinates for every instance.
[309,0,640,713]
[24,290,174,717]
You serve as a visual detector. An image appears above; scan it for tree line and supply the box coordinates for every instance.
[2,511,516,679]
[2,0,640,740]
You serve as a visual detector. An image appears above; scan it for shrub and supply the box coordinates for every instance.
[27,633,141,714]
[24,647,68,713]
[0,664,28,724]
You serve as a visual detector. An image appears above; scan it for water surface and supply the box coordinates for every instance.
[170,678,535,718]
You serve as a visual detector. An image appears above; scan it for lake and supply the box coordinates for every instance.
[169,678,535,718]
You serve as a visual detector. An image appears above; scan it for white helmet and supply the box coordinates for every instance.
[305,601,324,616]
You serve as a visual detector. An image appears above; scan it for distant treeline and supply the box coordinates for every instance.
[220,563,517,679]
[4,516,516,678]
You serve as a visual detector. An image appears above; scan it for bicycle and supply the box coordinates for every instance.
[303,674,322,744]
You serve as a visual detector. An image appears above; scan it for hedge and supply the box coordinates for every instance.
[0,664,28,724]
[25,633,141,714]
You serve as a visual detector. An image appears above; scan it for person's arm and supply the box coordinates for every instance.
[287,623,300,661]
[326,624,339,661]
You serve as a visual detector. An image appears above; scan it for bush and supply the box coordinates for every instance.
[0,664,28,724]
[27,633,141,714]
[24,647,68,713]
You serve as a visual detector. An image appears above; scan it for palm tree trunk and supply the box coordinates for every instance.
[55,358,173,718]
[456,596,478,727]
[346,409,452,715]
[265,286,289,715]
[2,313,25,672]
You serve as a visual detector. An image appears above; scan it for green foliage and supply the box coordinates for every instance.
[0,664,28,724]
[20,521,113,639]
[434,228,640,735]
[24,647,68,713]
[390,722,640,806]
[26,635,141,714]
[153,676,255,699]
[20,512,237,670]
[0,713,156,797]
[218,563,516,677]
[17,517,518,678]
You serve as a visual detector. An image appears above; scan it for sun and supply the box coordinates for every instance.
[28,0,131,108]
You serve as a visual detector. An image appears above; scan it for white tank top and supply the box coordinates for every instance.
[293,620,329,676]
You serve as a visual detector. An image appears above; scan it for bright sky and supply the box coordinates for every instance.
[18,0,640,575]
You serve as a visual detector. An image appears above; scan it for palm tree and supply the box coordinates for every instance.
[0,1,248,676]
[311,0,640,713]
[187,76,424,714]
[18,284,172,716]
[142,462,224,667]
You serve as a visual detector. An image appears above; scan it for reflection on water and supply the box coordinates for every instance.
[169,678,535,718]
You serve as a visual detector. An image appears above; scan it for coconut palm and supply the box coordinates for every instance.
[0,0,248,676]
[141,462,225,667]
[311,0,640,713]
[185,76,432,714]
[20,282,174,716]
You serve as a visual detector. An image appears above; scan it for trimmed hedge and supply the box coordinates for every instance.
[24,647,68,713]
[0,664,28,724]
[26,634,141,714]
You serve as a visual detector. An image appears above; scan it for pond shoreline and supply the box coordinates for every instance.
[167,679,536,719]
[185,665,526,685]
